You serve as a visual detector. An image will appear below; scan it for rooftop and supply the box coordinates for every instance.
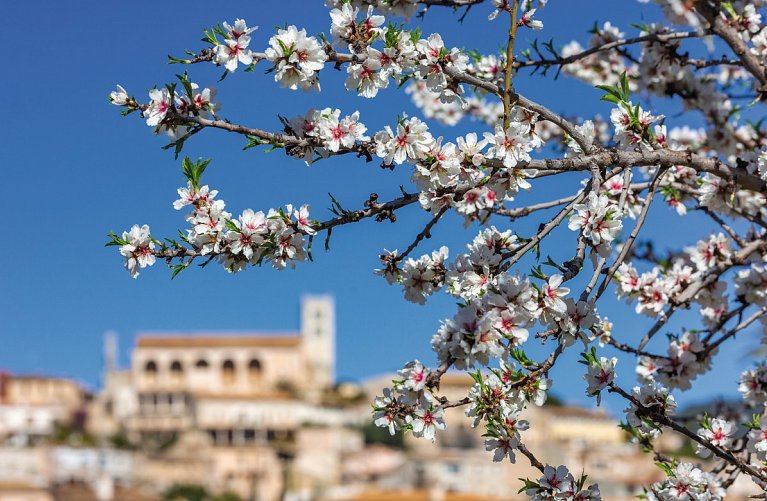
[545,405,612,420]
[327,489,515,501]
[135,332,302,348]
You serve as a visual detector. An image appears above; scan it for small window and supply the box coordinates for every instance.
[248,359,262,383]
[195,359,209,369]
[145,361,158,373]
[170,361,183,373]
[222,360,236,384]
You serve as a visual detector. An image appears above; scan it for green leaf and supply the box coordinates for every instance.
[170,264,187,279]
[105,230,129,247]
[620,71,630,101]
[225,219,240,232]
[510,348,535,368]
[167,54,189,65]
[600,94,622,105]
[655,461,674,477]
[181,156,212,190]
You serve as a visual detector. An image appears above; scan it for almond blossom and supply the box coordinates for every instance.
[265,26,328,91]
[583,356,617,399]
[541,274,570,316]
[695,417,734,458]
[119,225,156,279]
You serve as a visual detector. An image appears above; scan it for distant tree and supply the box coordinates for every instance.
[163,484,209,501]
[362,421,405,449]
[109,429,136,450]
[543,393,563,407]
[211,492,242,501]
[109,1,767,498]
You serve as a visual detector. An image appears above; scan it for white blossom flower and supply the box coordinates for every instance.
[542,274,570,316]
[518,9,543,30]
[145,88,173,127]
[119,224,156,278]
[346,53,389,98]
[397,360,431,392]
[109,85,131,106]
[265,26,327,91]
[583,356,617,398]
[624,381,676,437]
[747,416,767,461]
[375,116,433,165]
[539,465,573,494]
[739,367,767,404]
[484,122,534,168]
[223,19,257,40]
[214,36,254,72]
[695,417,734,458]
[373,388,399,435]
[407,404,446,442]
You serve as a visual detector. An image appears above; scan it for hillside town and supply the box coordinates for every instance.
[0,296,758,501]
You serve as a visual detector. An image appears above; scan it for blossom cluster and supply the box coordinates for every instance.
[636,331,713,391]
[111,159,314,277]
[615,233,732,319]
[375,107,541,218]
[523,465,601,501]
[609,101,665,150]
[581,352,617,403]
[644,462,726,501]
[393,227,609,370]
[739,366,767,405]
[284,107,369,164]
[465,365,539,463]
[747,416,767,462]
[568,191,624,257]
[623,381,677,438]
[560,23,635,89]
[372,360,446,441]
[265,26,328,91]
[213,19,257,72]
[116,225,156,279]
[110,80,219,141]
[176,183,312,272]
[695,416,735,458]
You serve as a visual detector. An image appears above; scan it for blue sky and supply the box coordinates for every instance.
[0,1,760,413]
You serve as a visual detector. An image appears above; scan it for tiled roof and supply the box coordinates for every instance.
[136,332,301,348]
[329,489,517,501]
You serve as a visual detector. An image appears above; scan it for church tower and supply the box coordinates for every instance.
[300,295,336,392]
[103,331,118,375]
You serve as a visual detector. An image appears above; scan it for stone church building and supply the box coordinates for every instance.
[88,295,360,500]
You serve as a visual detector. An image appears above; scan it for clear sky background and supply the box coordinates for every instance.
[0,1,761,414]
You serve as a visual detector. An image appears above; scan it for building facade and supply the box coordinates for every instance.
[87,294,353,501]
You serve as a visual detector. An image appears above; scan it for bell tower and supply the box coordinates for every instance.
[300,295,335,392]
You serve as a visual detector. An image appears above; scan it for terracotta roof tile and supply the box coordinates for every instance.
[136,332,301,348]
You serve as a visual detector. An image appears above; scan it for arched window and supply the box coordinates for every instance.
[144,361,158,383]
[170,361,183,373]
[222,359,236,384]
[195,359,209,369]
[248,359,262,385]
